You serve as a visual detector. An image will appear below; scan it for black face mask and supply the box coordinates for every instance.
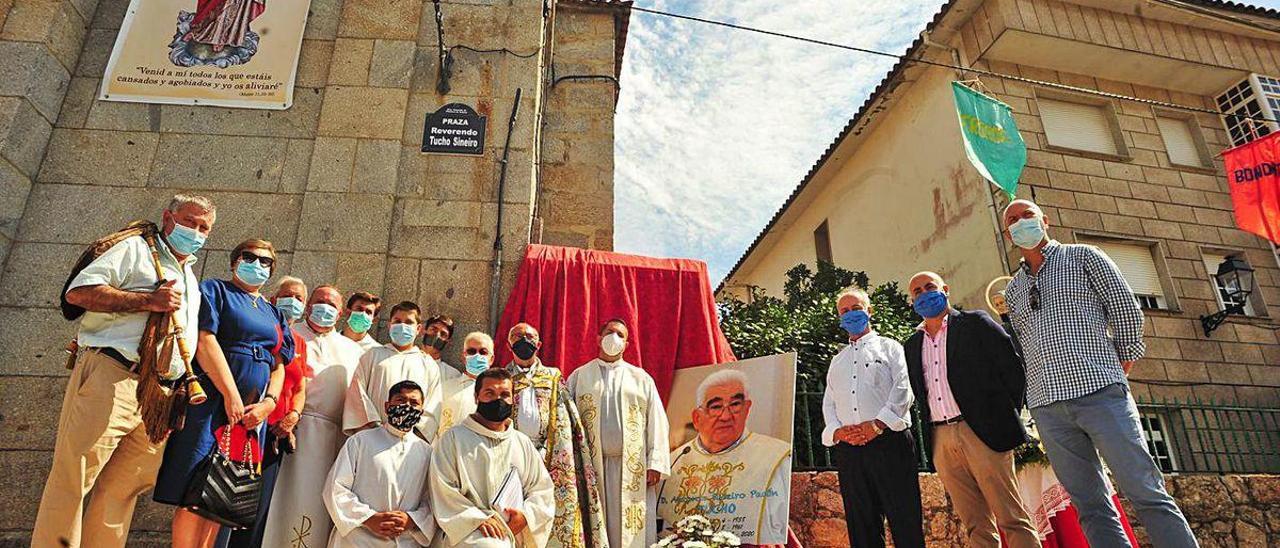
[511,339,538,361]
[477,398,513,422]
[386,403,423,432]
[427,334,449,351]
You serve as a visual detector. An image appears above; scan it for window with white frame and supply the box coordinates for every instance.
[1202,252,1261,316]
[1038,96,1122,155]
[1155,114,1210,168]
[1093,240,1169,310]
[1140,412,1177,473]
[1216,75,1280,146]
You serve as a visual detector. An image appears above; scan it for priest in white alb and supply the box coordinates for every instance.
[264,286,368,548]
[429,368,556,547]
[657,369,792,546]
[566,319,670,548]
[324,380,439,547]
[344,301,443,441]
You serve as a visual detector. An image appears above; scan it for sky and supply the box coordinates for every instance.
[612,0,1280,285]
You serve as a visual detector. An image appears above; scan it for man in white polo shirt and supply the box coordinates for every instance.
[33,195,215,548]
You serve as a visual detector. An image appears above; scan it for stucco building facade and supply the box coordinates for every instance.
[0,0,627,542]
[719,0,1280,407]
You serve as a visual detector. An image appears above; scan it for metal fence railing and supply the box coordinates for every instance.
[1137,397,1280,474]
[792,391,1280,475]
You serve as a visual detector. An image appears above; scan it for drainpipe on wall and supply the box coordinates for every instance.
[921,29,1015,276]
[490,88,524,333]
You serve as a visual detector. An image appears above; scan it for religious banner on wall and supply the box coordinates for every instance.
[1222,131,1280,244]
[951,81,1026,198]
[656,353,796,545]
[99,0,310,109]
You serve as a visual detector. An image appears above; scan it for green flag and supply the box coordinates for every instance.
[951,81,1025,198]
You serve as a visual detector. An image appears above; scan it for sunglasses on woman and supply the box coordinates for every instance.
[238,251,275,269]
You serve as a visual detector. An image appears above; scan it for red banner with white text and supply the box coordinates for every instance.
[1222,132,1280,244]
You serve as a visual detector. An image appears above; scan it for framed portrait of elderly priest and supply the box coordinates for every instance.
[657,353,796,545]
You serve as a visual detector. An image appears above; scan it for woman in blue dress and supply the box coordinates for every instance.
[155,239,294,548]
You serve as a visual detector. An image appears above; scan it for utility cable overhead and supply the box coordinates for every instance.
[627,4,1277,125]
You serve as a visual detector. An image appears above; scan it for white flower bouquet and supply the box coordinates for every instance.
[653,515,742,548]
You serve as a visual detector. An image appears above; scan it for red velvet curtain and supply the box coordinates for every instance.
[496,244,736,400]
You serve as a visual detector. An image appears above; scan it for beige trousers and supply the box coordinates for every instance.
[32,349,166,548]
[932,421,1041,548]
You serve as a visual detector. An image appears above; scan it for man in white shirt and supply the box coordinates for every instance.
[35,195,215,548]
[324,380,439,547]
[821,287,922,548]
[264,285,367,548]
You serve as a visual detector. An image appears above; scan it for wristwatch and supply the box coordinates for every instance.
[870,422,884,435]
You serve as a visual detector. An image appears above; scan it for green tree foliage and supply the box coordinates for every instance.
[718,261,918,391]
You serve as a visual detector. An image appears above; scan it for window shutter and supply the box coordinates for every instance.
[1096,242,1163,296]
[1203,253,1228,282]
[814,221,832,263]
[1157,116,1205,167]
[1039,98,1119,155]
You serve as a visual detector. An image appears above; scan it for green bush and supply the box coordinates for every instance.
[718,261,918,391]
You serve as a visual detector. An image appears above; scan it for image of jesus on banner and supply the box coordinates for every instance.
[170,0,265,68]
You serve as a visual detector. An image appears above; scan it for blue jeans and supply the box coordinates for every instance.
[1031,384,1197,548]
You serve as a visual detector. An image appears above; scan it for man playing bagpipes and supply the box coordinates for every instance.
[33,194,216,548]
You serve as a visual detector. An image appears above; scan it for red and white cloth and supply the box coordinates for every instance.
[1009,463,1139,548]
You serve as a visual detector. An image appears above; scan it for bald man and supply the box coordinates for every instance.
[1001,200,1195,547]
[264,285,368,548]
[505,322,607,548]
[903,272,1037,548]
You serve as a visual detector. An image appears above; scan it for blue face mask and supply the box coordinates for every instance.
[1009,217,1046,249]
[465,353,491,376]
[913,290,949,319]
[234,259,270,287]
[276,296,304,322]
[309,303,339,327]
[167,222,206,256]
[840,309,870,335]
[389,323,418,347]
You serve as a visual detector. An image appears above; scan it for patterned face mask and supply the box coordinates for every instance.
[386,403,422,432]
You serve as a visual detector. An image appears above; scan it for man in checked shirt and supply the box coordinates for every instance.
[1002,199,1196,548]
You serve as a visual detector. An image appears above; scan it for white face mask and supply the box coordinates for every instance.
[600,332,626,357]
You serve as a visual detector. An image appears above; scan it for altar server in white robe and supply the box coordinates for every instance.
[264,286,367,548]
[566,318,670,548]
[325,380,439,548]
[430,368,555,547]
[344,301,443,441]
[436,332,489,438]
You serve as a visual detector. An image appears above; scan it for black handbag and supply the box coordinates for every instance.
[182,425,263,529]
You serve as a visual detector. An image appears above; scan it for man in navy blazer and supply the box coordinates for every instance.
[904,271,1039,548]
